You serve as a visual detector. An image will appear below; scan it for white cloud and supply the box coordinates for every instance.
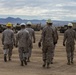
[0,0,76,20]
[0,6,49,16]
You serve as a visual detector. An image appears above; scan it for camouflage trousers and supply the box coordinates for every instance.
[66,44,75,61]
[3,44,13,58]
[18,47,28,61]
[42,44,54,63]
[28,47,32,58]
[51,45,56,60]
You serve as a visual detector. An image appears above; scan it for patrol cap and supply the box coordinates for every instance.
[6,22,12,27]
[68,23,73,27]
[46,19,52,23]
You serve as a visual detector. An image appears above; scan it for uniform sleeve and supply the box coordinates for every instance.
[55,27,59,41]
[26,32,32,48]
[52,29,56,44]
[15,32,19,45]
[74,30,76,40]
[32,30,35,43]
[2,32,4,45]
[39,29,44,43]
[12,32,15,45]
[53,27,59,43]
[41,28,46,42]
[63,32,67,44]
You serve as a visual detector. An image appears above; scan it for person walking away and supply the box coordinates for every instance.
[38,19,56,68]
[63,23,76,65]
[2,22,15,62]
[46,19,58,64]
[26,21,35,62]
[15,23,30,66]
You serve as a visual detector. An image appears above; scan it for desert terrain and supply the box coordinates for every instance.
[0,31,76,75]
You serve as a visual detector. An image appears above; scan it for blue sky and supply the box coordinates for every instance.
[0,0,76,21]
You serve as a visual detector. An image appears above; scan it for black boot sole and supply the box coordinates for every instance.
[21,61,24,66]
[4,56,7,62]
[51,62,53,64]
[46,63,50,68]
[42,64,46,68]
[24,60,27,65]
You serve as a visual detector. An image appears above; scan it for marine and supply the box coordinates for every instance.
[15,23,30,66]
[63,23,76,65]
[26,21,35,62]
[38,19,56,68]
[2,22,15,62]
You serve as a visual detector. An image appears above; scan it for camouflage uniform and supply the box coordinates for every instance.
[51,26,58,63]
[26,28,35,61]
[41,25,56,67]
[16,29,30,62]
[2,28,15,61]
[63,28,76,64]
[39,26,58,63]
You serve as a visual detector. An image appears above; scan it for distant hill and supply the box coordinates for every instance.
[0,17,74,26]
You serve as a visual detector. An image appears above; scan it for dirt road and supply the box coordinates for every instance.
[0,31,76,75]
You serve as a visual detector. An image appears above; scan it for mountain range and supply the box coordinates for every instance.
[0,17,76,26]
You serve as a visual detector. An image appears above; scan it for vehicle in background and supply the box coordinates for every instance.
[72,22,76,31]
[59,22,76,33]
[13,23,21,33]
[59,25,68,33]
[30,24,41,31]
[0,24,6,33]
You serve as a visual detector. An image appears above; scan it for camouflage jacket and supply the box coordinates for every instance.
[63,28,76,45]
[16,29,30,48]
[26,27,35,42]
[2,28,15,45]
[41,25,56,46]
